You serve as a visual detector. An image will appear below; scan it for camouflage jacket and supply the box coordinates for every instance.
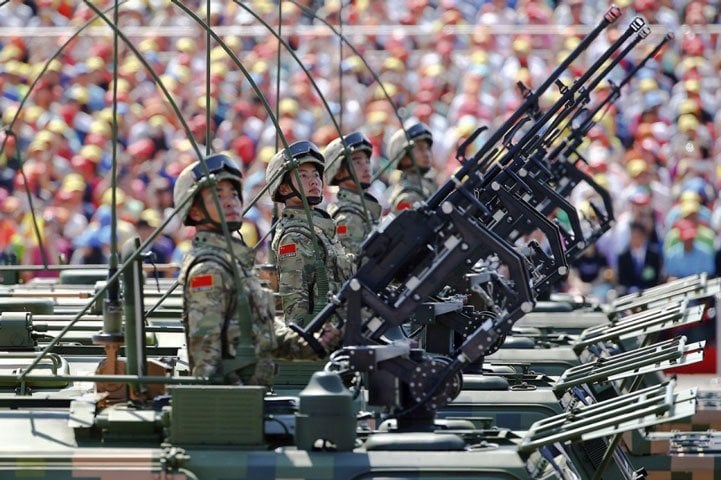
[271,207,353,327]
[179,231,319,387]
[327,188,381,256]
[386,171,436,214]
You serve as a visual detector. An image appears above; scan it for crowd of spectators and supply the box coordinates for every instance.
[0,0,720,301]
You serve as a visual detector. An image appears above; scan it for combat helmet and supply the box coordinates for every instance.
[386,122,433,171]
[173,152,243,226]
[323,131,373,186]
[266,140,325,204]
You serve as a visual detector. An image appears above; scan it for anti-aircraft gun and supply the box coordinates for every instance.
[292,7,654,431]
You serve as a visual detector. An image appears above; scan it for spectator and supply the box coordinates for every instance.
[617,221,663,295]
[664,219,715,279]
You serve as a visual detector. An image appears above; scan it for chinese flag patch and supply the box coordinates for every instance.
[396,201,412,211]
[336,224,348,235]
[279,243,297,258]
[190,274,214,290]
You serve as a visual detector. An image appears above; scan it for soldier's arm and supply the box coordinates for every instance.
[391,188,423,213]
[184,262,229,379]
[272,318,342,360]
[276,231,315,326]
[334,209,364,256]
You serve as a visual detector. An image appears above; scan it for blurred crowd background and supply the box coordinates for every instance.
[0,0,719,302]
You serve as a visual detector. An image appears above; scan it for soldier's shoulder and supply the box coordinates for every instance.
[186,257,232,278]
[277,225,314,244]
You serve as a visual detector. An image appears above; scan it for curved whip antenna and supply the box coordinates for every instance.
[275,1,283,151]
[337,2,344,131]
[106,0,121,304]
[285,0,418,185]
[203,1,213,157]
[172,1,323,261]
[0,1,134,269]
[286,0,412,225]
[14,1,291,376]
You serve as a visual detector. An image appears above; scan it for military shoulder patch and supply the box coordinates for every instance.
[190,273,214,290]
[336,224,348,235]
[279,243,297,258]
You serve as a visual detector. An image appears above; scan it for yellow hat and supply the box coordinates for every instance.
[24,105,44,124]
[382,57,404,72]
[367,110,388,125]
[0,44,22,62]
[470,50,488,65]
[47,119,68,134]
[138,38,158,53]
[638,78,657,94]
[120,58,142,75]
[680,199,700,217]
[258,145,275,164]
[678,99,699,115]
[89,120,111,137]
[512,36,531,54]
[678,113,700,133]
[101,187,126,205]
[69,86,89,104]
[46,58,62,72]
[210,46,226,63]
[79,144,103,163]
[278,98,299,117]
[176,37,194,53]
[683,79,701,93]
[139,208,161,228]
[148,114,166,129]
[158,74,177,92]
[86,56,105,71]
[2,105,18,125]
[28,140,49,153]
[627,158,648,177]
[174,65,191,84]
[424,63,443,77]
[210,61,228,77]
[251,60,268,74]
[61,173,86,192]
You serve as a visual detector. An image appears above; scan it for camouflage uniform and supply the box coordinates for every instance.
[386,171,436,214]
[327,188,382,255]
[271,207,353,327]
[180,230,320,386]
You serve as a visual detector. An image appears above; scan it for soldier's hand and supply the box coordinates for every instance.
[318,323,343,351]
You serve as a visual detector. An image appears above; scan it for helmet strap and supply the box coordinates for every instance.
[279,174,322,206]
[195,199,242,232]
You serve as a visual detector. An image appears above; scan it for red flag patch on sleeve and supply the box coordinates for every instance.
[336,224,348,235]
[279,243,297,258]
[396,201,412,211]
[189,274,214,290]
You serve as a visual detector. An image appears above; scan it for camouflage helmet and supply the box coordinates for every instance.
[386,122,433,170]
[173,152,243,226]
[323,131,373,185]
[266,140,325,202]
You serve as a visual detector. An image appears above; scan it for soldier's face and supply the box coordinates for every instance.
[339,151,372,188]
[193,179,243,226]
[400,139,432,170]
[285,163,322,205]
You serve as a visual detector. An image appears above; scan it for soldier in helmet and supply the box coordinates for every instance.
[175,153,338,386]
[323,131,381,255]
[266,141,353,328]
[385,122,437,214]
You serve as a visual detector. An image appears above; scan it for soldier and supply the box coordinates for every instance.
[385,122,437,214]
[175,153,338,386]
[266,140,353,327]
[323,131,381,255]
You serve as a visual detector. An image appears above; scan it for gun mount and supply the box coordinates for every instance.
[289,9,667,431]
